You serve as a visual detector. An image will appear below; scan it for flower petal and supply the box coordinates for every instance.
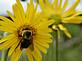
[8,39,19,57]
[58,24,71,38]
[7,11,19,27]
[0,22,16,33]
[32,46,42,61]
[44,0,53,9]
[26,1,35,24]
[63,0,80,17]
[0,35,18,50]
[59,0,62,7]
[39,0,55,17]
[11,46,22,61]
[34,39,49,48]
[0,34,15,43]
[34,43,47,54]
[6,11,19,28]
[26,48,34,61]
[16,0,26,24]
[34,34,52,43]
[12,4,24,27]
[52,0,58,8]
[62,16,82,24]
[39,0,46,11]
[0,16,17,33]
[62,0,68,12]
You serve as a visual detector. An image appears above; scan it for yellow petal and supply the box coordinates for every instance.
[7,11,15,22]
[66,11,82,17]
[63,0,80,17]
[36,32,52,38]
[59,0,62,6]
[7,11,19,27]
[30,13,42,26]
[35,2,38,11]
[30,0,33,4]
[52,0,58,9]
[12,4,24,27]
[0,20,16,33]
[7,11,19,28]
[63,29,72,38]
[39,0,55,16]
[34,43,47,54]
[39,0,46,11]
[62,16,82,24]
[0,36,18,50]
[26,3,35,24]
[37,26,51,33]
[12,4,21,26]
[16,0,24,14]
[38,19,54,28]
[32,46,42,61]
[16,0,26,24]
[45,0,51,7]
[35,35,52,43]
[35,32,52,43]
[8,39,19,57]
[47,19,55,26]
[30,13,46,26]
[32,17,54,30]
[53,0,62,14]
[58,24,71,38]
[0,34,15,43]
[0,16,16,28]
[62,0,68,12]
[52,25,58,30]
[56,0,63,14]
[26,48,34,61]
[0,26,14,33]
[15,4,25,25]
[34,39,49,48]
[11,46,22,61]
[37,33,52,38]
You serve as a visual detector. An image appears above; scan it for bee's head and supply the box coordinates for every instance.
[22,30,32,39]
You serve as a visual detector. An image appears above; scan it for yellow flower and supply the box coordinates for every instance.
[39,0,82,38]
[0,0,54,61]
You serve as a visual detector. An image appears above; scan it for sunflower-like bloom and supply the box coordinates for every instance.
[39,0,82,38]
[0,0,54,61]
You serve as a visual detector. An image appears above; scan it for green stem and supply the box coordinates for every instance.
[56,30,58,61]
[22,50,28,61]
[1,49,8,61]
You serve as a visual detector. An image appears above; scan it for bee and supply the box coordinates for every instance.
[20,30,33,49]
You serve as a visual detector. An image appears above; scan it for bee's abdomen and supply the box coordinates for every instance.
[21,39,31,48]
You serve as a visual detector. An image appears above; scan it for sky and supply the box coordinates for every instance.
[0,0,82,15]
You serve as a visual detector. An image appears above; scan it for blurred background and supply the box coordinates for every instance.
[0,0,82,61]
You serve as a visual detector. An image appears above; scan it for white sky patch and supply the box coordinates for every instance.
[0,0,30,15]
[0,0,82,15]
[0,0,16,15]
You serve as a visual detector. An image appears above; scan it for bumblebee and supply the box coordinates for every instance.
[20,30,33,49]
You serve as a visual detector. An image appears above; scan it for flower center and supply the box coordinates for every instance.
[18,25,36,49]
[50,15,61,25]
